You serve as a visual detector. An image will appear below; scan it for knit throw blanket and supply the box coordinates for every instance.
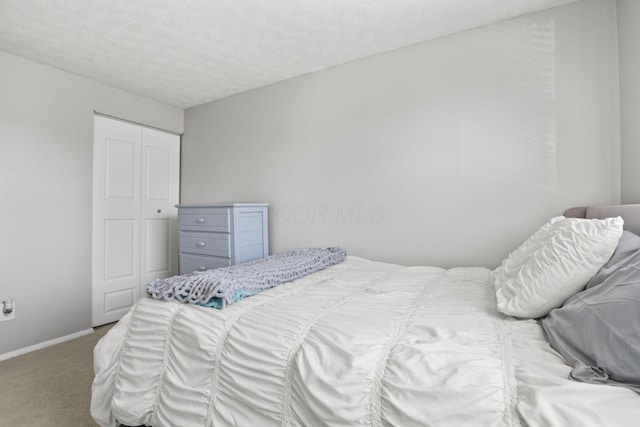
[146,247,347,309]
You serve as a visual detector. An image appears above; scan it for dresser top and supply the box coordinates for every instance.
[176,203,269,208]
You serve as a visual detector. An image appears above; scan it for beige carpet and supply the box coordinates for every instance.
[0,324,114,427]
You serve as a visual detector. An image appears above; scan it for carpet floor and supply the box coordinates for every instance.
[0,324,114,427]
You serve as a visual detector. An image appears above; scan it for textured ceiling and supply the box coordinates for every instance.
[0,0,577,109]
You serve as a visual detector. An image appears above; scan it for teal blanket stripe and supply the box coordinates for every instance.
[199,289,261,309]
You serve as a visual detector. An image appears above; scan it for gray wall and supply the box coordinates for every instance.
[182,0,620,268]
[618,0,640,203]
[0,51,183,355]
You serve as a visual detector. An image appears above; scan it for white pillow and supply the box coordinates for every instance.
[492,216,565,285]
[494,216,623,318]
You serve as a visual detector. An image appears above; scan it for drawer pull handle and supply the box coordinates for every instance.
[197,241,206,247]
[198,265,207,271]
[196,217,206,223]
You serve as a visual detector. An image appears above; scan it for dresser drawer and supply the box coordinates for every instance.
[180,254,231,274]
[179,232,230,257]
[179,208,230,232]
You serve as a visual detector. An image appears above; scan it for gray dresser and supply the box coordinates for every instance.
[176,203,269,275]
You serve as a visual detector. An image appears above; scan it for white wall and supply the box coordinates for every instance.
[182,0,619,268]
[617,0,640,203]
[0,51,183,355]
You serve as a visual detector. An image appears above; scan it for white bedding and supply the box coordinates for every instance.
[91,257,639,427]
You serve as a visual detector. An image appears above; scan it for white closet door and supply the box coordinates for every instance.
[140,127,180,294]
[92,116,142,326]
[92,116,180,327]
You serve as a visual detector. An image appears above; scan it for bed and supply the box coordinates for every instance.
[91,204,640,427]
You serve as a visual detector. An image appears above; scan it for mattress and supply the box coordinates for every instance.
[91,256,639,427]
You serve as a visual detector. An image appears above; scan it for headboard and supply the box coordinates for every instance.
[564,204,640,236]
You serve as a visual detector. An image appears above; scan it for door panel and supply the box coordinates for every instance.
[145,146,171,200]
[104,219,136,279]
[140,127,180,293]
[105,139,137,199]
[145,218,171,273]
[104,289,134,317]
[93,116,141,326]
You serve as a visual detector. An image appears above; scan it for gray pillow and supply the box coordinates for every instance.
[585,230,640,289]
[542,230,640,392]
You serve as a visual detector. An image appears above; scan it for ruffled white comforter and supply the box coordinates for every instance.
[91,257,639,427]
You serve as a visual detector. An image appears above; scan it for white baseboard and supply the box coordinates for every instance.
[0,328,94,362]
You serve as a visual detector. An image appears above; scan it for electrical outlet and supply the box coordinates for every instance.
[1,300,15,323]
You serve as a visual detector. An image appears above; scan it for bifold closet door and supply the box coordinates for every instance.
[92,116,180,327]
[140,127,180,289]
